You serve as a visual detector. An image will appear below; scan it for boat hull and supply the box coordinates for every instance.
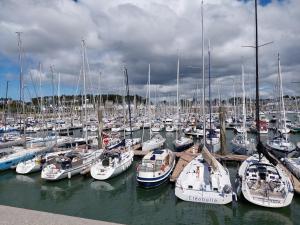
[91,152,133,180]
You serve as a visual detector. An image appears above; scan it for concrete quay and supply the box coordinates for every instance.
[0,205,123,225]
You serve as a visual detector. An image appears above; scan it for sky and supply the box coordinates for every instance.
[0,0,299,101]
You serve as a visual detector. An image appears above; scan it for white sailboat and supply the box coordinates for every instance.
[175,1,232,205]
[237,154,294,207]
[142,134,165,151]
[90,67,134,180]
[16,149,71,174]
[232,66,256,155]
[266,54,296,158]
[90,146,133,180]
[41,149,102,181]
[205,41,220,153]
[238,1,294,208]
[175,146,232,204]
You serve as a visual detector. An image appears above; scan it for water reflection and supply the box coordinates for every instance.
[40,178,84,201]
[16,175,35,183]
[175,200,233,225]
[242,209,293,225]
[136,182,171,206]
[90,169,133,193]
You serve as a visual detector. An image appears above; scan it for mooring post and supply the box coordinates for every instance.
[219,106,227,155]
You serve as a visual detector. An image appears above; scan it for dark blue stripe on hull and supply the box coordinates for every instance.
[174,143,193,152]
[137,176,169,188]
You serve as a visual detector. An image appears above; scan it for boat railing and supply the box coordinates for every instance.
[138,164,162,172]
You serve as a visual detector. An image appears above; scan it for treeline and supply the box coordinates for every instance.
[31,94,147,106]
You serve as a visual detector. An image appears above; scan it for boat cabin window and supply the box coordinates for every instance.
[188,185,193,189]
[155,160,163,165]
[142,159,152,164]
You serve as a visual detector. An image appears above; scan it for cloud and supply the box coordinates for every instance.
[0,0,299,101]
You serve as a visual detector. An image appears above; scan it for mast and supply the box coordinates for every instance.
[254,0,261,151]
[242,65,247,142]
[277,53,287,141]
[148,64,152,139]
[208,41,212,132]
[4,81,9,133]
[81,39,88,148]
[176,55,180,140]
[201,0,206,145]
[16,32,26,141]
[233,81,236,123]
[124,67,133,141]
[58,72,61,119]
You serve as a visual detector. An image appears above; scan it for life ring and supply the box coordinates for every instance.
[103,138,109,145]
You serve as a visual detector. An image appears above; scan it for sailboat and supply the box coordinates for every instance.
[0,33,54,171]
[266,54,296,158]
[90,67,134,180]
[175,146,232,204]
[175,1,232,205]
[142,64,165,151]
[231,66,256,155]
[173,55,193,151]
[237,0,294,208]
[205,42,220,153]
[16,149,72,174]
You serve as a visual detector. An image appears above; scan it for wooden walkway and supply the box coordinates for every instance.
[268,153,300,194]
[170,145,199,182]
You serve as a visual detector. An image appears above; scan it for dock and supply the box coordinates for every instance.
[268,153,300,194]
[169,145,300,194]
[170,145,249,182]
[0,205,122,225]
[0,138,25,149]
[170,145,199,182]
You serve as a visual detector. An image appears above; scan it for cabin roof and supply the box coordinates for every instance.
[143,149,168,160]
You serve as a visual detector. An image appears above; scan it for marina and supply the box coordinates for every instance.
[0,0,300,224]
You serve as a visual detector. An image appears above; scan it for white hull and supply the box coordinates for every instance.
[41,150,102,181]
[16,160,41,174]
[238,154,294,208]
[91,150,134,180]
[175,151,232,205]
[142,140,165,151]
[175,187,232,204]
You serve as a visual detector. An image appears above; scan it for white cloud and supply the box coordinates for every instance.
[0,0,299,100]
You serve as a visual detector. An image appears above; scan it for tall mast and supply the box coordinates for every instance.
[208,41,212,132]
[254,0,261,149]
[277,53,287,141]
[148,64,152,139]
[16,32,24,134]
[81,40,88,148]
[176,55,180,140]
[242,65,247,141]
[124,67,133,141]
[201,0,206,144]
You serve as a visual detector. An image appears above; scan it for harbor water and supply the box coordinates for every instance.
[0,129,299,225]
